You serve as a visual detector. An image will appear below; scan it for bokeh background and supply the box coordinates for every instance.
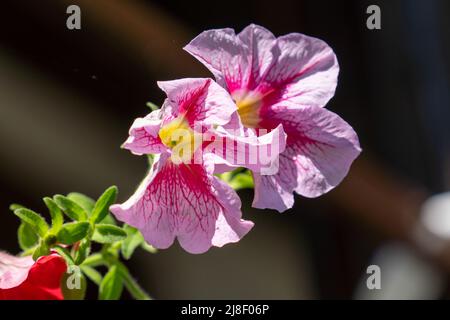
[1,0,450,299]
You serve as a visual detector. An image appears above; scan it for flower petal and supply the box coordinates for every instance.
[205,123,287,175]
[0,252,34,289]
[157,78,236,127]
[236,24,276,90]
[122,110,167,155]
[185,24,338,109]
[184,29,252,92]
[260,33,339,109]
[211,178,254,247]
[252,158,296,212]
[253,105,361,211]
[0,253,67,300]
[110,154,253,254]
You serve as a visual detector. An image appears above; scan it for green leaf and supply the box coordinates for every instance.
[9,203,24,211]
[81,265,103,286]
[56,222,90,245]
[99,265,123,300]
[218,169,254,190]
[228,171,254,190]
[53,245,75,266]
[54,195,88,221]
[32,240,50,261]
[43,197,64,232]
[67,192,95,214]
[92,224,127,244]
[121,225,144,260]
[17,222,39,250]
[14,208,49,237]
[146,101,159,111]
[100,214,117,226]
[74,239,91,265]
[90,186,118,224]
[141,242,158,254]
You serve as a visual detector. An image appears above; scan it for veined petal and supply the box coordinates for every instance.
[157,78,236,127]
[211,178,254,247]
[204,123,287,175]
[254,105,361,211]
[122,110,167,155]
[252,159,296,212]
[184,29,252,92]
[260,33,339,109]
[236,24,276,89]
[185,24,338,110]
[110,154,253,254]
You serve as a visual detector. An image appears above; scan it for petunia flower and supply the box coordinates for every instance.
[0,252,67,300]
[111,78,285,254]
[185,24,361,212]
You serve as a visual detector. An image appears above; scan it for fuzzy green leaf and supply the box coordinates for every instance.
[43,197,64,232]
[14,208,49,237]
[17,222,39,250]
[228,172,254,190]
[92,224,127,244]
[67,192,95,215]
[74,239,91,265]
[100,214,117,226]
[99,265,123,300]
[53,245,75,266]
[218,169,254,190]
[9,203,24,211]
[90,186,118,224]
[32,240,50,261]
[54,195,88,221]
[56,222,90,245]
[81,265,103,286]
[121,225,144,260]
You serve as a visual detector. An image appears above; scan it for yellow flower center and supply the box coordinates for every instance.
[234,91,262,128]
[158,116,201,164]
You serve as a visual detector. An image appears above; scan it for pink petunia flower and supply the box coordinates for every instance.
[185,24,361,212]
[111,78,284,253]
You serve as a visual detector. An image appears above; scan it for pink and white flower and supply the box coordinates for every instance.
[185,24,361,212]
[111,78,284,253]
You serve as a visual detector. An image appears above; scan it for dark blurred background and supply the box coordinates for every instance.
[1,0,450,299]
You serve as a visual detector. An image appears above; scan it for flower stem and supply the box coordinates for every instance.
[81,252,152,300]
[81,253,104,267]
[120,267,152,300]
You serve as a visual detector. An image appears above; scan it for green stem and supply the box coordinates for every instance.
[120,267,152,300]
[81,253,104,267]
[82,252,152,300]
[112,257,152,300]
